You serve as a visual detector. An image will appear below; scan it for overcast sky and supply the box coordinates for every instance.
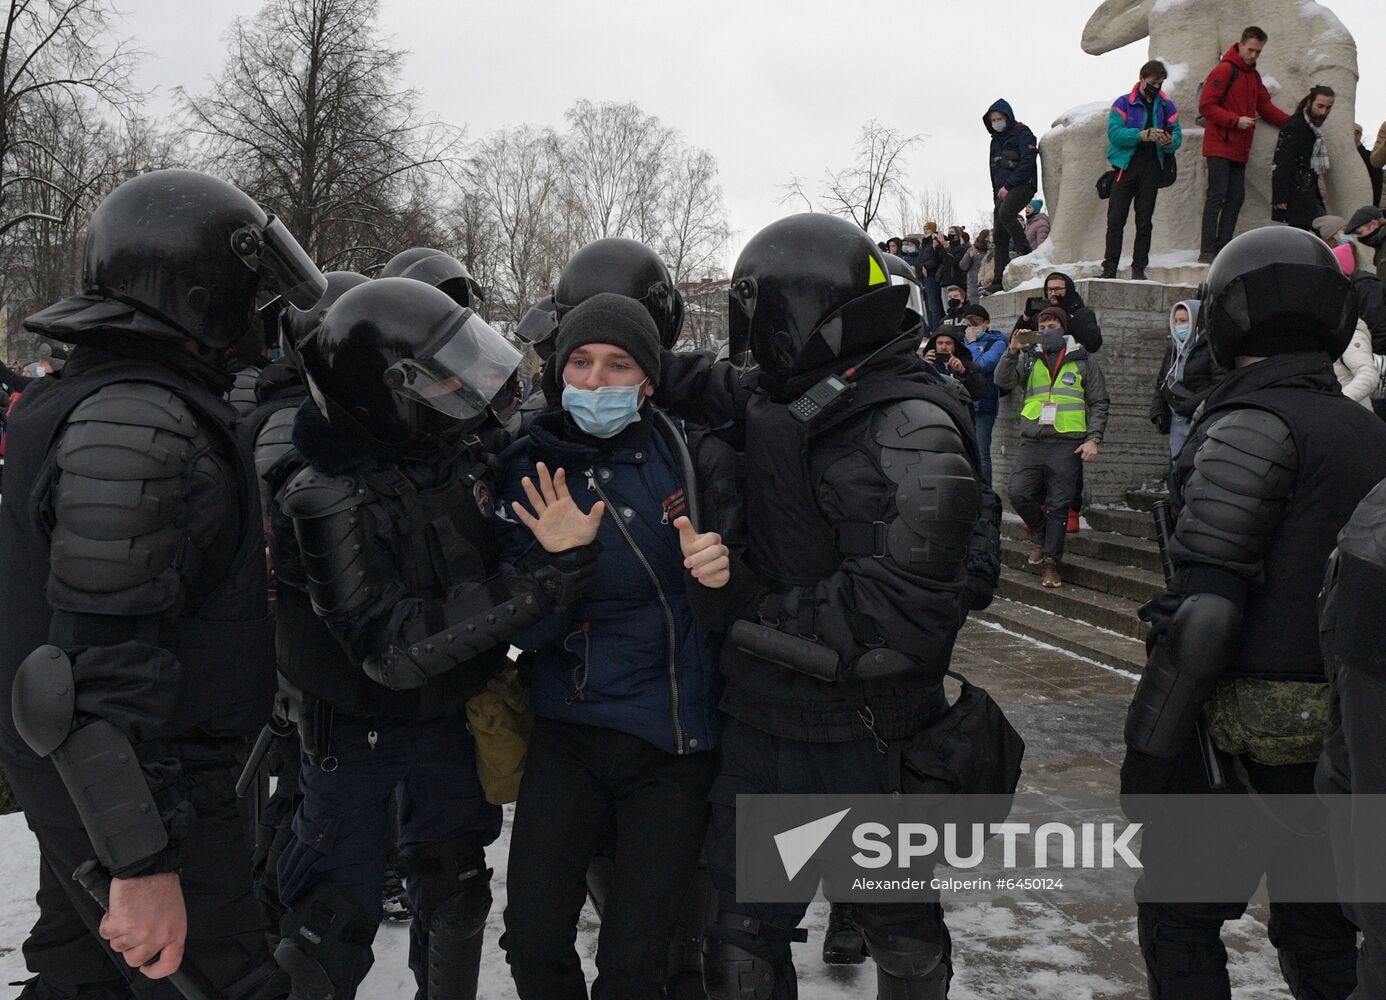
[125,0,1383,271]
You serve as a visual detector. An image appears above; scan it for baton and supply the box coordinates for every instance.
[73,860,227,1000]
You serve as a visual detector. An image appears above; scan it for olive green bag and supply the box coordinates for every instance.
[1203,678,1330,766]
[465,666,535,805]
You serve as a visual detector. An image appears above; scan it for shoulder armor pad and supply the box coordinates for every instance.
[280,465,369,519]
[872,397,963,451]
[58,383,201,482]
[1337,478,1386,568]
[1195,406,1297,500]
[872,398,965,486]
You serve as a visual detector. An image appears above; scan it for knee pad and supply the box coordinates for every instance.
[406,837,493,1000]
[858,926,946,983]
[274,882,375,1000]
[403,835,492,932]
[701,912,798,1000]
[666,865,718,983]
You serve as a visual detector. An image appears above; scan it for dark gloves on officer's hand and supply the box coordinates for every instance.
[1152,413,1172,435]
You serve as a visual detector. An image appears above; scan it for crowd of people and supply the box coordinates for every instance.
[2,29,1386,997]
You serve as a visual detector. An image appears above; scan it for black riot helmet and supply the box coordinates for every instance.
[77,169,325,349]
[379,247,485,308]
[513,295,559,363]
[282,270,370,349]
[881,252,926,329]
[302,278,522,451]
[1202,227,1355,369]
[728,213,909,384]
[554,238,684,349]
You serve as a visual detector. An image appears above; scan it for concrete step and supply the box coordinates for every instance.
[998,568,1150,640]
[1000,519,1164,575]
[1124,488,1170,513]
[1000,539,1164,605]
[974,597,1147,674]
[1084,505,1159,541]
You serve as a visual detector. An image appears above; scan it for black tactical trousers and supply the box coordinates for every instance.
[0,734,283,999]
[703,712,951,998]
[1136,737,1358,1000]
[502,718,719,1000]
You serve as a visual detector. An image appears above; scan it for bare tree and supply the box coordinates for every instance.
[657,146,728,285]
[465,125,565,326]
[560,99,674,245]
[782,120,922,232]
[0,0,139,239]
[885,182,960,239]
[179,0,457,269]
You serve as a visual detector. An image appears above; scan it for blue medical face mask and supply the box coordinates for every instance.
[1173,322,1192,344]
[561,378,648,438]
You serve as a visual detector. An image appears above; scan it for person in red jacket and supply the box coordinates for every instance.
[1198,26,1291,262]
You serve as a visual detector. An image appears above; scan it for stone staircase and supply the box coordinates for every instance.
[974,489,1169,673]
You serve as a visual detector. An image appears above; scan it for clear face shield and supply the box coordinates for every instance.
[231,216,328,310]
[382,309,523,425]
[890,273,925,323]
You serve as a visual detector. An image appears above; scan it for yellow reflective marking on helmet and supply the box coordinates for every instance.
[868,256,887,286]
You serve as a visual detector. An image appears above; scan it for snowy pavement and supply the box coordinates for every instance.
[1,621,1296,998]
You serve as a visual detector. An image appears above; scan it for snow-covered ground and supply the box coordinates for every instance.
[0,619,1300,997]
[0,796,1296,999]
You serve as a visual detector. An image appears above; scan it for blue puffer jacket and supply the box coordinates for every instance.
[498,408,721,755]
[984,98,1038,193]
[967,328,1010,415]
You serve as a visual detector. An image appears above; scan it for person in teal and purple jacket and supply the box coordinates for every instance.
[1103,60,1183,280]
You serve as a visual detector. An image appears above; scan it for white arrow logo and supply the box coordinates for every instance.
[773,808,851,880]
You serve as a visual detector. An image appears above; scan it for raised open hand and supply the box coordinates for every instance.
[511,462,605,552]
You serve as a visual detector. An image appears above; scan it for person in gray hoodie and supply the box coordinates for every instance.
[996,307,1110,587]
[1150,299,1223,460]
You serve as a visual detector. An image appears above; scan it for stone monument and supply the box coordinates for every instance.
[1006,0,1371,289]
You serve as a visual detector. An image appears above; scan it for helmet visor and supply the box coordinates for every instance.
[889,273,925,320]
[384,310,522,422]
[258,217,328,310]
[514,297,558,346]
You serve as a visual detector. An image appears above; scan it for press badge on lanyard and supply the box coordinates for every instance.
[1039,402,1059,426]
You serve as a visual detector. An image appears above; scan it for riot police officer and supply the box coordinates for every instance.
[268,278,601,1000]
[377,247,485,308]
[658,212,1001,999]
[0,168,326,999]
[1121,227,1386,999]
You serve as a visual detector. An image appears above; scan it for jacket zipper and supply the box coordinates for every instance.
[586,467,686,753]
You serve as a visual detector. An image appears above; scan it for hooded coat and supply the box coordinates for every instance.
[920,328,988,402]
[1013,272,1103,353]
[984,99,1038,194]
[1198,44,1291,163]
[1150,299,1223,429]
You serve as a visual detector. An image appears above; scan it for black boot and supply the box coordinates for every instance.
[822,903,868,965]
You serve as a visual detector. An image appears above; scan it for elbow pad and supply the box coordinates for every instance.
[1124,594,1243,757]
[873,399,981,579]
[12,646,169,872]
